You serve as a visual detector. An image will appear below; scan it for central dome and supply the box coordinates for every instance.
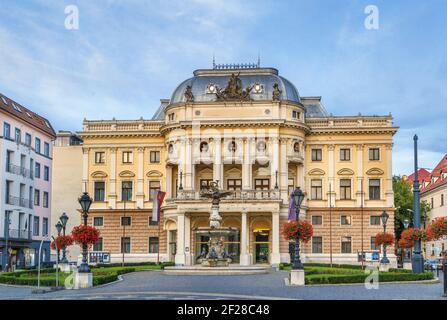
[170,67,300,104]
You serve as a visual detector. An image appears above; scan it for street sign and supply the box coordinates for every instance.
[89,251,111,264]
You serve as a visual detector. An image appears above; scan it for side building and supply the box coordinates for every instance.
[51,131,83,262]
[0,93,55,270]
[78,65,398,266]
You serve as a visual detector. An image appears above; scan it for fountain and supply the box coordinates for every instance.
[196,181,235,267]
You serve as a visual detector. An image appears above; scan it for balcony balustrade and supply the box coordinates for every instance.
[4,229,32,241]
[6,163,33,179]
[6,195,33,209]
[174,189,280,201]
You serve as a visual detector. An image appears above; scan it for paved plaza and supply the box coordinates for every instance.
[0,270,445,300]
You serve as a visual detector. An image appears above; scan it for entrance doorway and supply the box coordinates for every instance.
[253,230,270,264]
[168,231,177,262]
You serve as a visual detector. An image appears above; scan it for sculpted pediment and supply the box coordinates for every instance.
[119,170,135,178]
[146,170,163,177]
[308,168,325,176]
[366,168,384,175]
[337,168,355,176]
[91,171,108,179]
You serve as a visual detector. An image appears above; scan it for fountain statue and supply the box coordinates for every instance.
[196,181,235,267]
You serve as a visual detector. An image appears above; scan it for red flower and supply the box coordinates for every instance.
[399,228,429,248]
[425,217,447,241]
[282,220,313,243]
[51,235,74,250]
[71,225,100,246]
[374,232,395,246]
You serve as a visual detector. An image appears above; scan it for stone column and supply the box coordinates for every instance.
[82,147,89,192]
[213,137,223,183]
[184,214,192,266]
[271,211,281,266]
[328,144,335,207]
[240,210,250,266]
[356,144,364,207]
[175,213,186,265]
[136,147,145,208]
[185,138,193,190]
[166,166,173,199]
[280,138,288,201]
[271,137,279,189]
[385,143,394,207]
[109,148,117,208]
[242,138,251,190]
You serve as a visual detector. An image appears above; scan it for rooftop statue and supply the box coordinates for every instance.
[215,73,253,101]
[184,85,194,102]
[272,82,282,101]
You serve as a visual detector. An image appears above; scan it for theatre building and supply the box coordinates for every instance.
[79,64,398,266]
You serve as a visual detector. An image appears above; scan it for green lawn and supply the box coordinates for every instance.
[0,263,168,287]
[280,263,434,285]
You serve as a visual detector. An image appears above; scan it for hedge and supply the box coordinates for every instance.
[95,261,174,268]
[305,271,434,285]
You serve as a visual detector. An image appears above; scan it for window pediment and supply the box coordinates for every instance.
[308,168,325,176]
[91,171,108,179]
[366,168,384,176]
[337,168,354,176]
[146,170,163,178]
[119,170,135,178]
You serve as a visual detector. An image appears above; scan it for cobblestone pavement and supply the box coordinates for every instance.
[0,270,445,300]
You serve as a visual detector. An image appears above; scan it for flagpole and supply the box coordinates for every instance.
[157,214,161,265]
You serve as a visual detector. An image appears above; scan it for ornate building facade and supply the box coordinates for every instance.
[79,65,398,266]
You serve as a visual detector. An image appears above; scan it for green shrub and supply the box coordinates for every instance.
[305,271,434,285]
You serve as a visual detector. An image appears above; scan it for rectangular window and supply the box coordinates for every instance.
[42,218,48,236]
[25,133,31,146]
[371,237,380,251]
[369,148,380,161]
[254,179,270,190]
[34,189,40,206]
[44,142,50,157]
[15,128,21,143]
[370,216,381,225]
[93,217,104,227]
[292,110,300,119]
[341,236,352,253]
[43,192,49,208]
[149,237,159,253]
[122,151,133,164]
[44,166,49,181]
[121,181,133,201]
[200,179,213,190]
[442,194,444,207]
[33,216,40,236]
[340,148,351,161]
[227,179,242,190]
[150,151,160,163]
[340,179,352,200]
[312,236,323,253]
[312,215,323,225]
[95,152,105,164]
[35,163,41,179]
[149,181,161,200]
[149,216,159,226]
[94,182,105,201]
[340,215,351,225]
[121,216,131,226]
[3,122,11,139]
[35,137,41,154]
[311,149,322,161]
[311,179,322,200]
[121,237,131,253]
[93,238,103,251]
[369,179,381,200]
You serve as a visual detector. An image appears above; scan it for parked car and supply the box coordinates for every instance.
[424,259,443,271]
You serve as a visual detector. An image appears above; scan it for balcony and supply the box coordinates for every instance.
[173,189,280,201]
[5,195,33,209]
[6,163,33,179]
[4,229,32,241]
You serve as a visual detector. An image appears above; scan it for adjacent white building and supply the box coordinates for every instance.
[0,93,55,270]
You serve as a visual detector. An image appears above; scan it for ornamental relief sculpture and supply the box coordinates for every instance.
[214,73,253,101]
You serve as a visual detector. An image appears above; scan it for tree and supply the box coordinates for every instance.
[393,175,430,240]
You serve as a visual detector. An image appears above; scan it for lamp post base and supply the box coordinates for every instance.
[74,272,93,289]
[379,263,390,272]
[412,254,424,274]
[289,269,305,286]
[403,262,412,270]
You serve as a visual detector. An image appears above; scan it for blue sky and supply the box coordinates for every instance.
[0,0,446,175]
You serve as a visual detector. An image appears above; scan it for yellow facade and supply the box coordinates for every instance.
[79,66,398,266]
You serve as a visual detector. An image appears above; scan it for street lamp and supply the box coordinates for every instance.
[292,187,305,270]
[55,221,62,262]
[412,135,424,273]
[402,218,411,265]
[380,210,390,264]
[59,212,69,263]
[78,192,93,273]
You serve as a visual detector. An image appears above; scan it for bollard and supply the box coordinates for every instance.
[443,262,447,297]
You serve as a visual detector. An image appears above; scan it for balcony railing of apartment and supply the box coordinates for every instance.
[4,229,32,241]
[173,189,280,201]
[6,195,33,209]
[6,163,33,179]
